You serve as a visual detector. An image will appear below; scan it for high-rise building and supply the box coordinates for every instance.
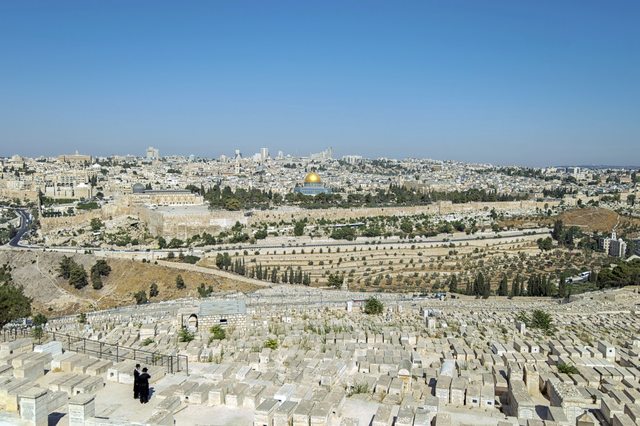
[609,238,627,258]
[146,146,160,160]
[310,147,333,161]
[342,155,363,164]
[600,230,627,258]
[260,147,269,161]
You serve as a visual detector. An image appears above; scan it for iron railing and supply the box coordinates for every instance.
[1,327,188,374]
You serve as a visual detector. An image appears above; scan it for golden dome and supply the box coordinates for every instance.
[304,171,322,184]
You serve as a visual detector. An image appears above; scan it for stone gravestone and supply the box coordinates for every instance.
[19,387,49,426]
[68,394,95,426]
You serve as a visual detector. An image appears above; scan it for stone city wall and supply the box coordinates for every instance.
[40,210,103,233]
[138,207,246,239]
[248,200,561,224]
[0,189,39,202]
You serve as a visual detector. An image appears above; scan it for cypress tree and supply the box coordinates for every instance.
[498,274,508,296]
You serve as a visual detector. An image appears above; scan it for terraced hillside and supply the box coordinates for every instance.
[199,233,605,292]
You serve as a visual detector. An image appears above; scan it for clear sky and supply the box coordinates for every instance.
[0,1,638,166]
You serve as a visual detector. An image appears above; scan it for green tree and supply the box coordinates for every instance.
[197,283,213,298]
[91,273,103,290]
[157,236,167,249]
[558,274,568,299]
[473,272,486,296]
[551,220,564,241]
[32,325,44,341]
[32,313,48,327]
[176,274,186,289]
[400,220,413,234]
[498,275,509,296]
[511,275,521,297]
[327,273,344,288]
[530,309,553,333]
[58,256,73,279]
[91,260,111,276]
[293,220,305,236]
[0,284,31,328]
[364,297,384,315]
[69,263,88,289]
[77,312,87,324]
[330,227,356,241]
[134,290,148,305]
[90,260,111,290]
[537,237,553,251]
[149,282,159,297]
[90,218,103,232]
[482,276,491,298]
[449,274,458,293]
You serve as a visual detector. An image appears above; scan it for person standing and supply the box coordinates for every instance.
[133,364,141,399]
[138,367,151,404]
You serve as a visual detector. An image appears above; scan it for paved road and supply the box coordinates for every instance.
[9,227,551,257]
[4,208,550,257]
[9,209,31,247]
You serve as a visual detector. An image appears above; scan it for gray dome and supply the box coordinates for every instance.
[132,183,146,193]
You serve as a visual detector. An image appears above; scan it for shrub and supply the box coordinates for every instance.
[364,297,384,315]
[133,291,148,305]
[178,328,195,342]
[149,282,159,297]
[176,274,186,289]
[209,325,226,340]
[557,363,579,375]
[348,382,370,397]
[264,338,278,350]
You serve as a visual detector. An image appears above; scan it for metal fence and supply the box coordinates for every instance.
[0,327,32,342]
[48,331,189,374]
[1,327,188,374]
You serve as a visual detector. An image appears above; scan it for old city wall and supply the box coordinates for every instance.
[0,189,39,202]
[40,210,103,233]
[248,200,561,225]
[139,207,246,239]
[39,199,560,237]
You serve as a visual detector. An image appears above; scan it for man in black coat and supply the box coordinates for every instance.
[138,367,151,404]
[133,364,141,399]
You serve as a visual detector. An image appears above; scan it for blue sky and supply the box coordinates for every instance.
[0,0,638,166]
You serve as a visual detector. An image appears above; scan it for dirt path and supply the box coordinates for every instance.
[154,260,271,288]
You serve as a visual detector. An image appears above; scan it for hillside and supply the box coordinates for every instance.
[0,250,260,316]
[558,208,619,233]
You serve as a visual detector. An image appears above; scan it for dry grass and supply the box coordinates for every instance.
[72,259,260,311]
[499,207,627,235]
[558,208,619,233]
[0,251,259,316]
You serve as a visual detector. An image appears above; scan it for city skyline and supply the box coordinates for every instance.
[1,1,639,166]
